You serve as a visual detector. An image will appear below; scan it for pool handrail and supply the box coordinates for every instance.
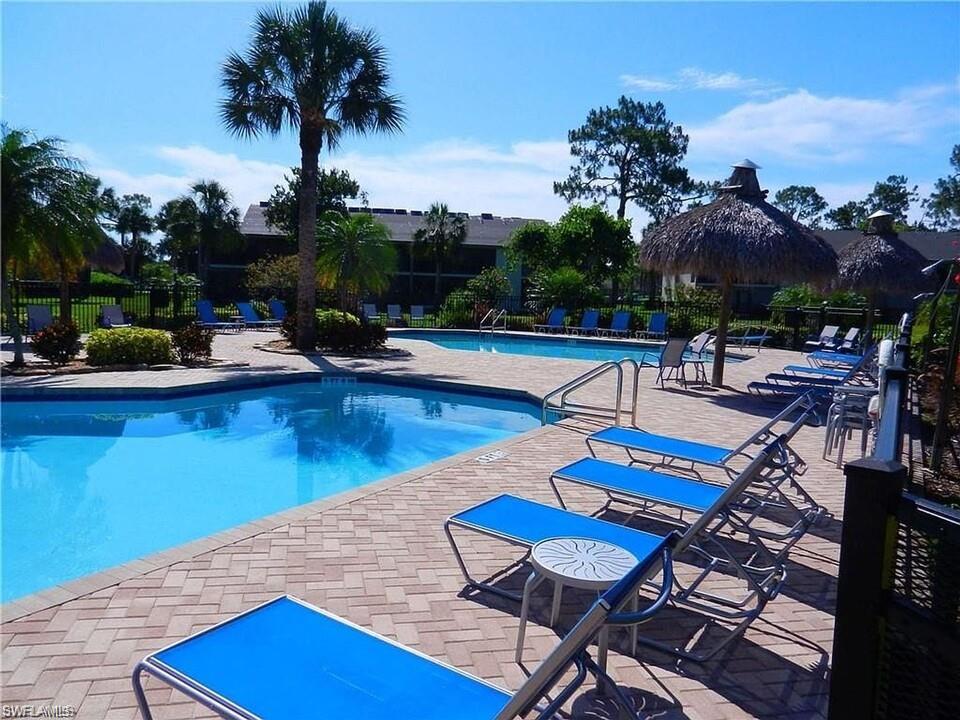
[541,357,640,426]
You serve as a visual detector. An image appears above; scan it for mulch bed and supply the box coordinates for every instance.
[255,339,410,359]
[1,358,247,377]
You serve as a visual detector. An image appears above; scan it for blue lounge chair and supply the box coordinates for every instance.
[638,312,668,339]
[749,346,876,402]
[568,309,599,336]
[362,303,382,323]
[101,304,132,328]
[447,441,787,662]
[134,545,676,720]
[26,305,53,336]
[807,349,864,367]
[534,307,566,333]
[640,337,706,387]
[195,300,239,332]
[600,310,632,337]
[410,305,425,326]
[268,299,287,322]
[236,302,281,330]
[387,304,403,326]
[802,325,839,352]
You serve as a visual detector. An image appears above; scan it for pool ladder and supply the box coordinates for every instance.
[541,358,640,426]
[479,309,507,335]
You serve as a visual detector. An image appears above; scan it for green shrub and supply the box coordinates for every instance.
[526,267,604,314]
[89,271,134,297]
[31,319,81,365]
[439,289,475,328]
[280,310,386,352]
[466,267,512,306]
[86,327,173,366]
[171,322,215,364]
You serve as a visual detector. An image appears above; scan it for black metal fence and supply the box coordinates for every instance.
[828,315,960,719]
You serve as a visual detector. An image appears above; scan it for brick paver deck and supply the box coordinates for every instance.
[1,332,841,719]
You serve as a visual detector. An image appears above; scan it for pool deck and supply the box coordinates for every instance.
[1,332,841,719]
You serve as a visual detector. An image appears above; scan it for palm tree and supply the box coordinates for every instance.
[1,127,102,364]
[155,196,200,273]
[220,1,404,350]
[413,202,467,299]
[115,194,153,278]
[191,180,241,283]
[317,212,396,310]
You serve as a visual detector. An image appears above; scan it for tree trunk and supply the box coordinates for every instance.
[616,189,627,219]
[711,277,733,388]
[408,245,414,301]
[58,258,72,323]
[1,273,25,366]
[296,130,321,350]
[863,292,876,347]
[434,258,442,302]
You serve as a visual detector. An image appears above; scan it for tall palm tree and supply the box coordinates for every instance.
[317,212,396,310]
[191,180,241,283]
[115,194,153,278]
[1,127,102,364]
[220,1,404,350]
[413,202,468,299]
[155,196,200,273]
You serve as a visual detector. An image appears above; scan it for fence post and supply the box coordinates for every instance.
[828,455,905,719]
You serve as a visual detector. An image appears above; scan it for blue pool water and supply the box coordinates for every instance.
[0,381,540,602]
[396,330,715,364]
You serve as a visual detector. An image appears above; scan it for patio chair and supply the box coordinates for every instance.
[640,337,706,388]
[26,305,53,335]
[637,312,668,339]
[749,346,877,403]
[410,305,426,326]
[100,304,132,328]
[446,441,787,662]
[533,307,566,334]
[268,299,287,322]
[551,414,813,562]
[362,303,383,323]
[824,327,860,353]
[195,300,239,332]
[688,330,714,358]
[134,543,677,720]
[600,310,632,337]
[236,301,281,330]
[728,326,769,351]
[568,309,599,336]
[802,325,839,352]
[387,304,404,326]
[807,349,865,368]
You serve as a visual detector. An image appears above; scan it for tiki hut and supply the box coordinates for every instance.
[836,210,928,344]
[639,160,837,386]
[85,237,124,273]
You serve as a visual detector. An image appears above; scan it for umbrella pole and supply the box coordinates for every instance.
[711,277,733,387]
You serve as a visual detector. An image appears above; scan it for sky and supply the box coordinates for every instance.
[3,1,959,232]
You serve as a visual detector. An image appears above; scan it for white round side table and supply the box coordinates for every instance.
[516,537,639,671]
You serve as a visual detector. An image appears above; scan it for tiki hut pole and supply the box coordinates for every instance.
[836,210,928,346]
[639,160,836,387]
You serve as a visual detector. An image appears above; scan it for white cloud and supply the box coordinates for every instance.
[622,67,780,95]
[686,83,959,165]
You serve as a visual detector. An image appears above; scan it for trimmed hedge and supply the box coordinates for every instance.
[280,309,386,352]
[86,327,173,366]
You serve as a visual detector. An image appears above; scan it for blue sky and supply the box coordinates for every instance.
[3,2,958,228]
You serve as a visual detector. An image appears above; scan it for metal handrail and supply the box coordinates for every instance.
[541,358,641,426]
[479,308,507,334]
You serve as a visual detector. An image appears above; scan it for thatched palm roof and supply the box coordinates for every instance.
[639,162,837,283]
[836,211,928,294]
[85,237,124,273]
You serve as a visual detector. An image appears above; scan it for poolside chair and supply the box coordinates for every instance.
[134,543,677,720]
[688,330,714,358]
[807,349,865,368]
[600,310,632,337]
[749,346,877,404]
[236,301,281,330]
[802,325,839,352]
[637,312,668,340]
[26,305,53,335]
[362,303,383,323]
[640,337,706,388]
[100,304,132,329]
[446,441,788,662]
[727,326,769,351]
[410,305,425,326]
[195,300,239,332]
[824,327,860,353]
[268,299,287,322]
[533,307,566,334]
[551,414,814,562]
[387,304,403,326]
[568,309,599,336]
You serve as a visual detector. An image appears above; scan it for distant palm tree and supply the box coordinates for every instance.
[413,202,468,299]
[318,212,396,311]
[191,180,241,284]
[115,194,153,278]
[220,1,404,349]
[1,127,103,364]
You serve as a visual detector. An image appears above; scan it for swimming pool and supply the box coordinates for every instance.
[395,330,716,364]
[0,380,540,602]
